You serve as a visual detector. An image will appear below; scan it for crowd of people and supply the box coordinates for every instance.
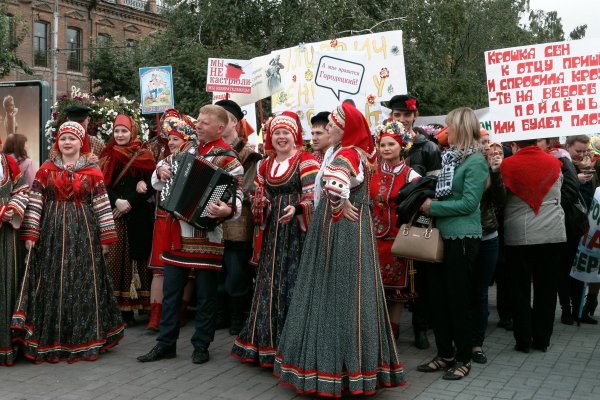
[0,94,598,397]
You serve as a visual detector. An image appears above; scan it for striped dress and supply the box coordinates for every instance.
[274,147,405,397]
[0,154,29,366]
[11,156,124,363]
[232,151,319,367]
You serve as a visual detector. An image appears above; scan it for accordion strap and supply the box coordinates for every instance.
[202,149,239,160]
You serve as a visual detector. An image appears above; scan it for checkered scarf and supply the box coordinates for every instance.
[435,146,477,198]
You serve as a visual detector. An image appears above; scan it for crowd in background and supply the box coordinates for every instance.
[1,94,598,397]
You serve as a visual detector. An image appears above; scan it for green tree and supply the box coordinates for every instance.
[0,8,32,78]
[87,0,586,117]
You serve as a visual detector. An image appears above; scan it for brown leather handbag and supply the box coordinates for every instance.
[391,213,444,263]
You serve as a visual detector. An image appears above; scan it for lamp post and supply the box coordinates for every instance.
[52,0,58,105]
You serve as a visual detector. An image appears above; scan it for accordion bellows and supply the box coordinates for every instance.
[160,152,236,231]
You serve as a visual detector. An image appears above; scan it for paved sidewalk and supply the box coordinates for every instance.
[1,291,600,400]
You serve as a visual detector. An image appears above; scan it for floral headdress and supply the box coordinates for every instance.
[160,109,197,142]
[375,119,412,152]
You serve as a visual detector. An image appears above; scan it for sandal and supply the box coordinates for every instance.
[443,361,471,380]
[417,356,456,372]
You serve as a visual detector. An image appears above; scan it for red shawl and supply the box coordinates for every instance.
[500,145,561,215]
[99,137,156,187]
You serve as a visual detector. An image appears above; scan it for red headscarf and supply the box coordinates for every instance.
[263,111,303,152]
[330,102,376,166]
[99,114,156,187]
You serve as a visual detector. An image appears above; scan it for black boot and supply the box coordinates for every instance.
[414,329,430,350]
[229,295,248,336]
[581,294,599,324]
[561,308,574,325]
[137,344,176,362]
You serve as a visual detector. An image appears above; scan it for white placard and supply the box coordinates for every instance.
[485,38,600,142]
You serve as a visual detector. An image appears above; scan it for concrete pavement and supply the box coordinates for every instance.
[1,290,599,400]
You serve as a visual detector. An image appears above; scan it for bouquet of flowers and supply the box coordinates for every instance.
[44,95,150,150]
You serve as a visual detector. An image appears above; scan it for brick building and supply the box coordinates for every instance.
[1,0,167,96]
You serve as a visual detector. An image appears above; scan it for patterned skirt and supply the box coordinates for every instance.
[273,190,406,397]
[105,217,151,311]
[0,221,24,366]
[11,201,125,363]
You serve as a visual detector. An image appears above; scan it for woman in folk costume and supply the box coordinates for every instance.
[369,119,420,339]
[232,111,319,367]
[0,151,29,366]
[98,114,156,325]
[12,121,123,363]
[274,102,406,397]
[146,109,197,331]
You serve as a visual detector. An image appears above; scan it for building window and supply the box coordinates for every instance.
[125,39,137,49]
[97,33,111,48]
[67,27,82,71]
[33,21,48,67]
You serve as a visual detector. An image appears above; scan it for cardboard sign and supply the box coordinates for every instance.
[272,31,407,137]
[206,58,252,94]
[139,66,175,115]
[485,38,600,142]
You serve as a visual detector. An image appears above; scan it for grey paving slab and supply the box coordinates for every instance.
[1,286,600,400]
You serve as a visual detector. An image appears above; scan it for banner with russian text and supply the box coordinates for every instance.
[485,38,600,142]
[571,187,600,283]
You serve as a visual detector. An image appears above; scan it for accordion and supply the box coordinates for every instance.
[160,151,237,231]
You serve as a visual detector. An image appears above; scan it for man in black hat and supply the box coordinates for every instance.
[64,103,105,160]
[382,95,440,176]
[215,99,261,336]
[310,111,332,165]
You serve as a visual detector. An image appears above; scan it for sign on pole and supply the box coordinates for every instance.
[139,65,175,115]
[485,38,600,142]
[206,59,252,94]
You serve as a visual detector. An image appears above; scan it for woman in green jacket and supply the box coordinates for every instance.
[417,107,489,380]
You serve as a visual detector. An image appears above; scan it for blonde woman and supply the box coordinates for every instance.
[418,108,489,380]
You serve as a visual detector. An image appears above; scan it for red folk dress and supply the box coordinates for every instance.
[370,161,420,302]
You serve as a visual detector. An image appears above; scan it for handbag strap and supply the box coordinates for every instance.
[112,150,141,187]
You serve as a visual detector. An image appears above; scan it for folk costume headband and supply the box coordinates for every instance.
[54,121,91,153]
[264,111,303,152]
[329,102,377,166]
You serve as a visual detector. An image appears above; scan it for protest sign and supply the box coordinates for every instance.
[206,58,252,94]
[272,31,407,137]
[139,66,174,114]
[485,38,600,142]
[571,187,600,283]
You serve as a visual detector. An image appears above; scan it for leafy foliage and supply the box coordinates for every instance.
[87,0,587,117]
[0,8,33,78]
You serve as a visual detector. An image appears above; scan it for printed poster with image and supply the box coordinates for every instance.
[139,65,175,114]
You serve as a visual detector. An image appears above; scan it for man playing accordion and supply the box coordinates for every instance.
[138,105,244,365]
